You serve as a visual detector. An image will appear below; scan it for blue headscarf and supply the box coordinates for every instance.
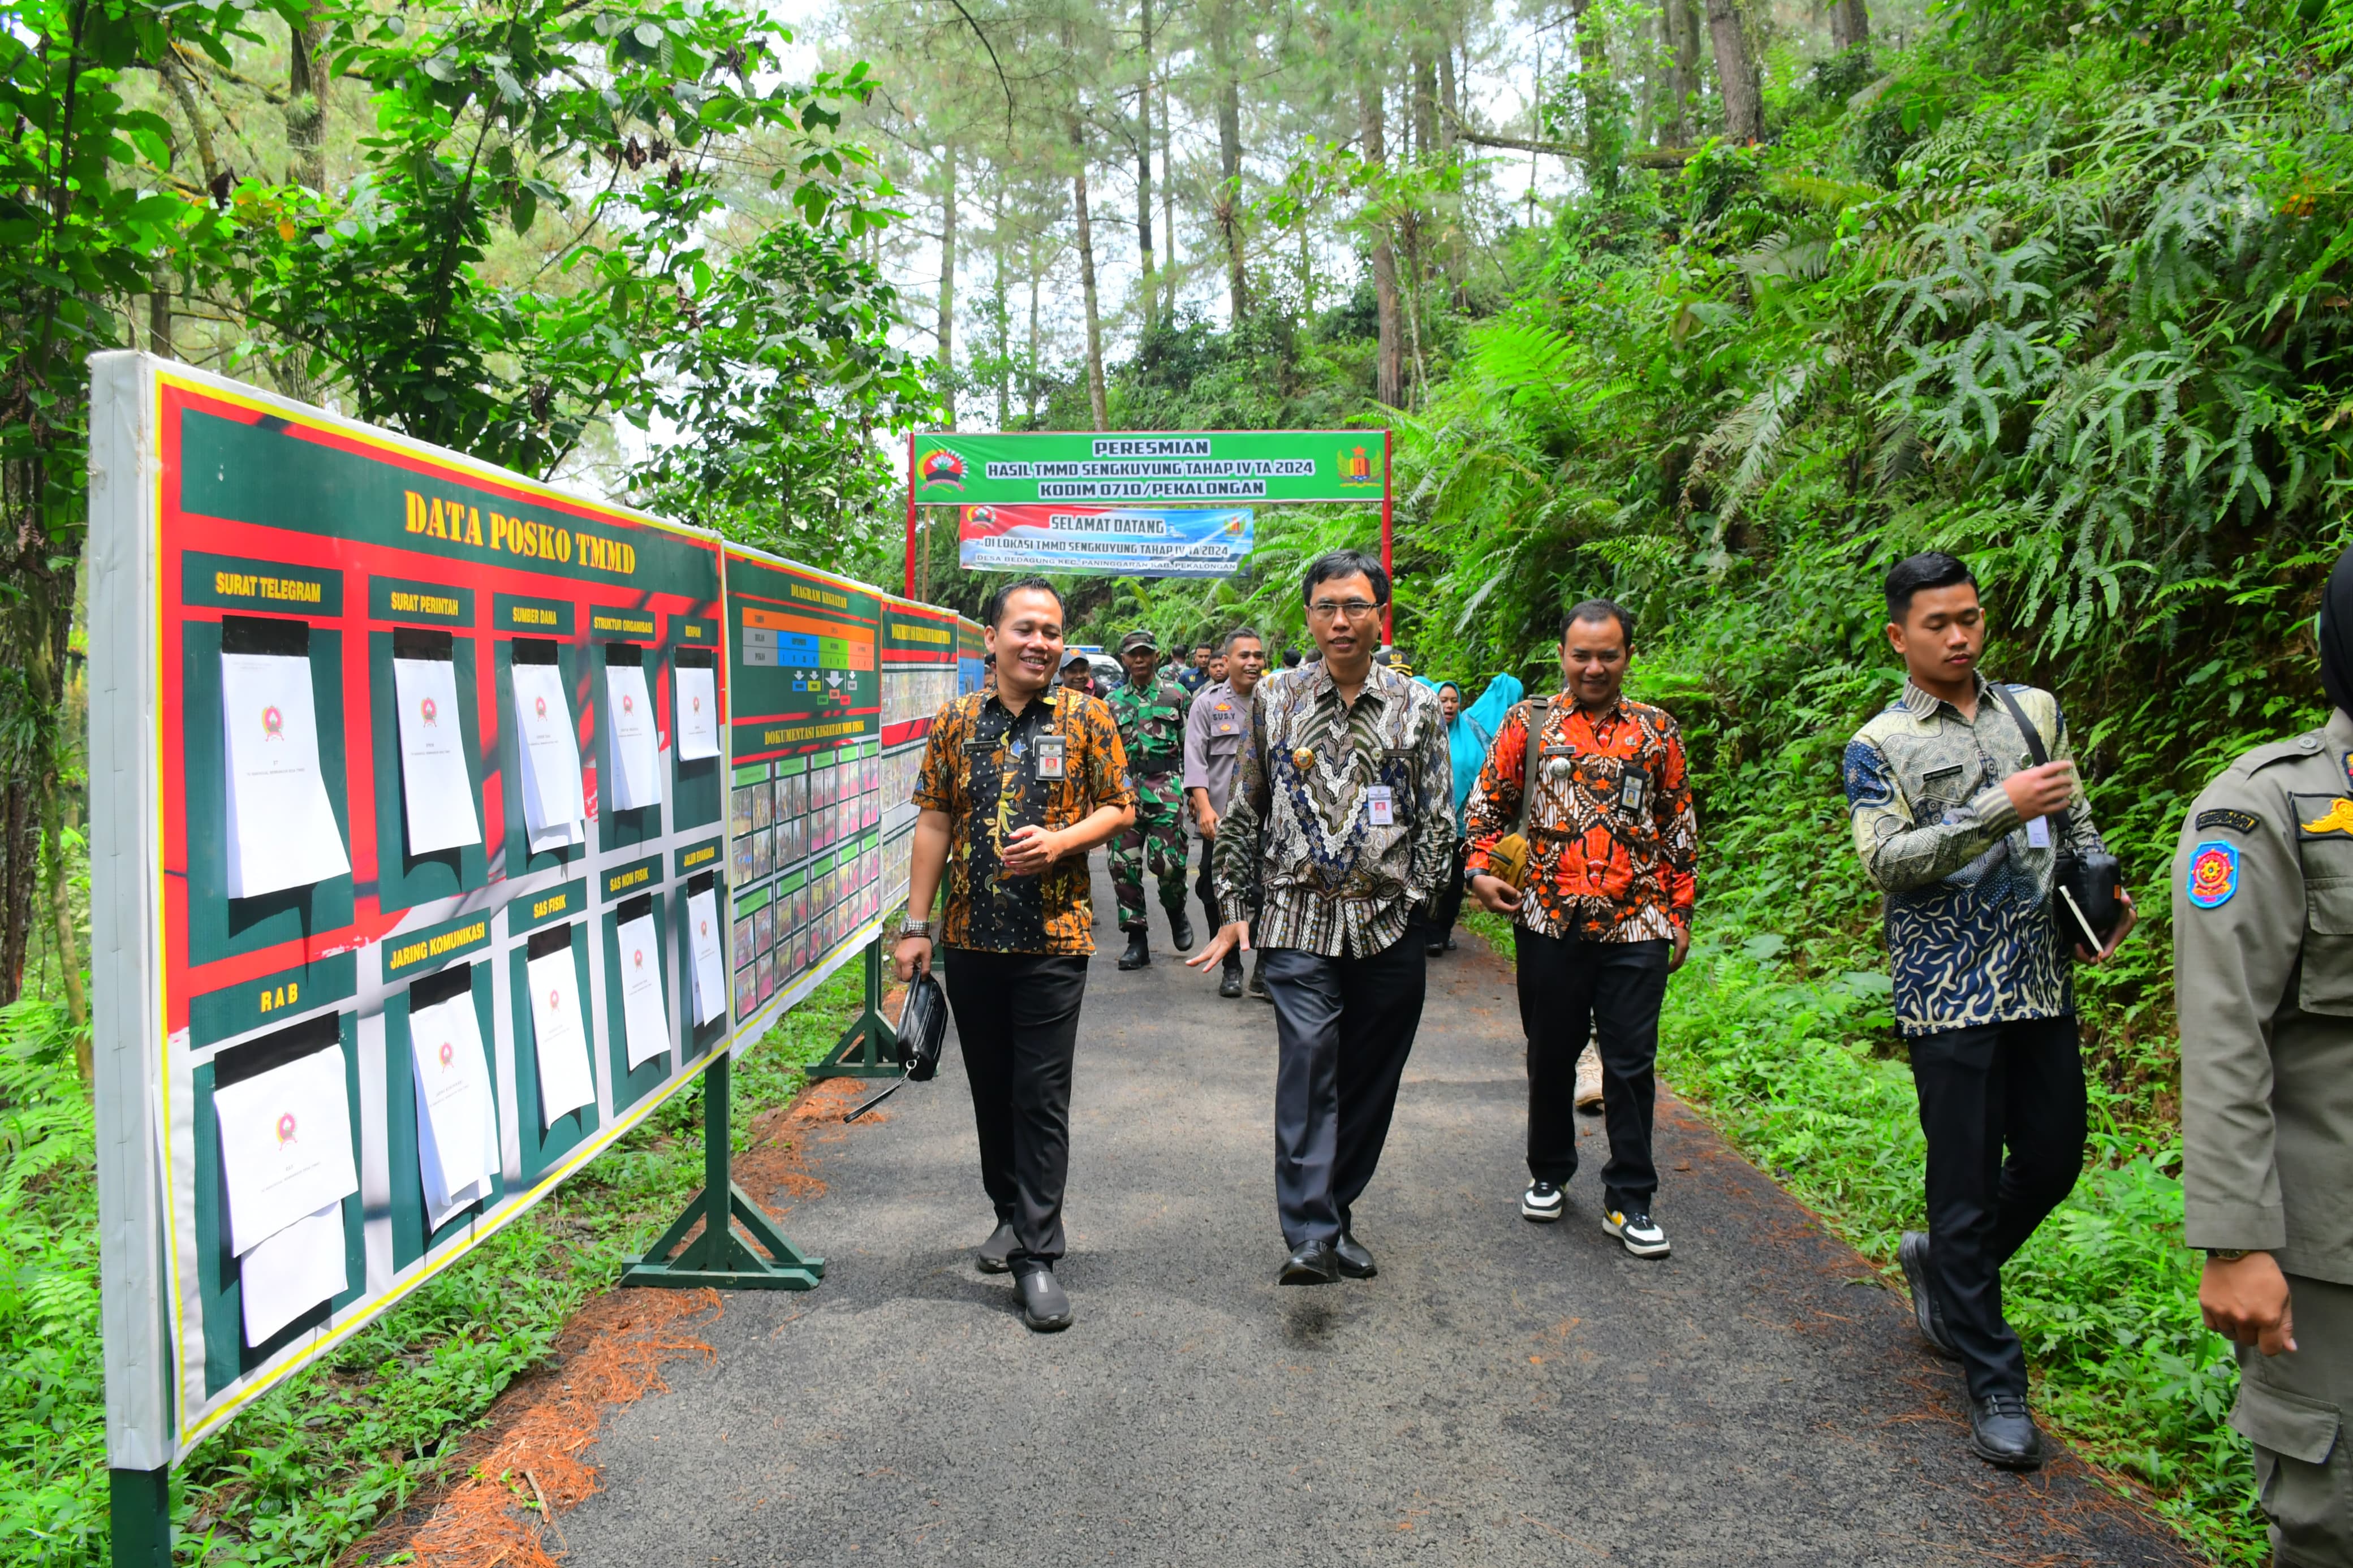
[1420,676,1509,814]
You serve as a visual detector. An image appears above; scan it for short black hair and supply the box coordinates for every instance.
[1222,625,1262,653]
[1300,548,1390,606]
[1192,642,1213,654]
[1884,552,1976,623]
[1561,598,1634,647]
[1281,648,1302,667]
[984,576,1065,628]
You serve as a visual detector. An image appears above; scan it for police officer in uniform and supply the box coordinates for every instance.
[1107,629,1195,969]
[2178,544,2353,1567]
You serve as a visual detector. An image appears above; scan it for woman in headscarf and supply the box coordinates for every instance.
[1420,675,1511,956]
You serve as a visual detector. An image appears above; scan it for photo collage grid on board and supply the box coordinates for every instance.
[722,548,886,1040]
[879,597,960,908]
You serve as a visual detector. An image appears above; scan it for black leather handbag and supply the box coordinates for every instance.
[898,969,947,1081]
[845,967,948,1121]
[1988,683,2122,948]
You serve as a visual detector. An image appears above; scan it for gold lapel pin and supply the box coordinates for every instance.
[1292,746,1315,771]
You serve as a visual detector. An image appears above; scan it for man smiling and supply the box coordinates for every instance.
[897,577,1134,1332]
[1191,550,1452,1285]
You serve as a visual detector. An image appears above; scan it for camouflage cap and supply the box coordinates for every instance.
[1118,629,1160,655]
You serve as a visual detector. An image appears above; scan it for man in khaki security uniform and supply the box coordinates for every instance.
[2178,542,2353,1567]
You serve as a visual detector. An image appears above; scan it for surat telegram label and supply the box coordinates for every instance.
[958,504,1255,578]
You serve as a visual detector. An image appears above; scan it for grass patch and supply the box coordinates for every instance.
[2,970,863,1567]
[1458,904,2253,1562]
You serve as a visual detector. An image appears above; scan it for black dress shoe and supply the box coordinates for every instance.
[1218,956,1244,998]
[1424,940,1445,957]
[1014,1264,1074,1331]
[1171,910,1194,951]
[1117,930,1151,970]
[1278,1239,1339,1285]
[1334,1230,1377,1278]
[1248,960,1271,1001]
[1970,1393,2045,1470]
[976,1221,1017,1275]
[1898,1230,1959,1358]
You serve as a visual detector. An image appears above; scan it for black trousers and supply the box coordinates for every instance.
[1516,926,1669,1215]
[1262,926,1427,1247]
[1426,840,1468,948]
[942,948,1090,1267]
[1905,1015,2087,1401]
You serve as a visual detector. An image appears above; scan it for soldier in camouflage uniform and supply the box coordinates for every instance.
[1108,629,1195,969]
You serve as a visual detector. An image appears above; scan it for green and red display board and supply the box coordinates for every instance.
[86,356,941,1487]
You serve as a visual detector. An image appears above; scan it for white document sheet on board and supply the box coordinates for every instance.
[392,658,482,853]
[605,664,662,810]
[213,1044,360,1257]
[675,664,719,761]
[239,1200,347,1346]
[686,889,726,1025]
[408,988,494,1197]
[615,912,671,1069]
[525,943,596,1125]
[511,662,585,850]
[220,652,351,898]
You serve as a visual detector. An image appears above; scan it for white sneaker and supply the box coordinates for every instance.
[1605,1207,1670,1258]
[1575,1040,1604,1113]
[1521,1181,1566,1223]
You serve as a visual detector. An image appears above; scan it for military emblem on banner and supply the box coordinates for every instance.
[917,448,967,491]
[1337,444,1380,487]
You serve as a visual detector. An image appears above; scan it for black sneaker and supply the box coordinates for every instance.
[1013,1263,1074,1332]
[1898,1230,1959,1358]
[1521,1181,1566,1223]
[975,1221,1017,1275]
[1248,960,1270,1001]
[1604,1206,1670,1258]
[1117,930,1150,970]
[1170,910,1194,951]
[1970,1393,2045,1470]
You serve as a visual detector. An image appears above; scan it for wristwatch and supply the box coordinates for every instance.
[900,919,933,940]
[2205,1248,2252,1262]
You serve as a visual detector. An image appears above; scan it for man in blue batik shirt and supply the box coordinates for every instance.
[1844,552,2137,1473]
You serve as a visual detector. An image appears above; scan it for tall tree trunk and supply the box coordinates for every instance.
[1411,52,1436,165]
[936,147,957,428]
[148,271,173,359]
[1705,0,1763,142]
[287,5,328,189]
[1437,41,1458,157]
[1661,0,1699,146]
[1359,84,1404,409]
[1829,0,1869,54]
[993,209,1010,430]
[1073,161,1109,431]
[1161,76,1176,324]
[1214,19,1248,322]
[1025,241,1042,424]
[1135,0,1157,334]
[1570,0,1619,197]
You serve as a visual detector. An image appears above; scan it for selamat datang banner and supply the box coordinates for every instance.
[958,503,1255,578]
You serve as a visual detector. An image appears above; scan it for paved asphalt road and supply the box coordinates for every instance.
[563,859,2195,1567]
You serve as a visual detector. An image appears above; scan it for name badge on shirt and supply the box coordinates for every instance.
[1035,736,1067,780]
[1210,702,1239,736]
[1366,785,1395,826]
[1617,766,1649,814]
[2026,816,2051,849]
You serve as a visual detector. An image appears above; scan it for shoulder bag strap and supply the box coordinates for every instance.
[1513,699,1551,839]
[1988,681,2048,767]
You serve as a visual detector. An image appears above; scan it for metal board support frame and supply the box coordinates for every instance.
[807,938,900,1081]
[619,1049,824,1289]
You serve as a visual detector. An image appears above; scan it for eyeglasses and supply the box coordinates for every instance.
[1307,599,1381,621]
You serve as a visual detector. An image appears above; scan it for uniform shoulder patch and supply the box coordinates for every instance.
[2195,807,2261,835]
[2186,841,2239,909]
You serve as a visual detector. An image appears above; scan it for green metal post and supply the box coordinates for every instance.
[110,1466,170,1567]
[619,1049,825,1290]
[807,937,901,1081]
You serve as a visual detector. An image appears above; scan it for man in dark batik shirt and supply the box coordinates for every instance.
[899,578,1132,1332]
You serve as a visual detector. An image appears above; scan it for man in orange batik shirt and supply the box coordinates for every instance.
[1466,599,1697,1259]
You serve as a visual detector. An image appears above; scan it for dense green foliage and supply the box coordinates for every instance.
[1029,1,2353,1557]
[1,973,861,1566]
